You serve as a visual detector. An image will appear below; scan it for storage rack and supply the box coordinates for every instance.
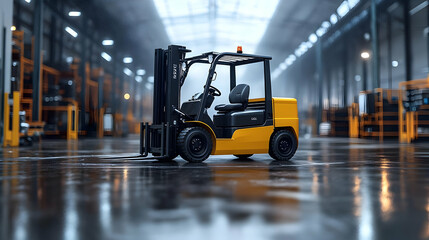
[359,89,399,141]
[399,76,429,143]
[329,107,349,137]
[11,31,112,140]
[12,31,44,138]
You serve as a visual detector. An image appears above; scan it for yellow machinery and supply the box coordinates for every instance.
[399,75,429,143]
[12,30,44,138]
[140,45,299,162]
[11,30,79,140]
[41,64,79,140]
[43,102,78,140]
[359,88,399,141]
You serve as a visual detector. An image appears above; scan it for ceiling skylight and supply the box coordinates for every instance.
[154,0,280,54]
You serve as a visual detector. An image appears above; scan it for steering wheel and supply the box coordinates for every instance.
[209,85,221,97]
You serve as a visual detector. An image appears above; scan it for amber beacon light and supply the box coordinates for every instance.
[237,46,243,53]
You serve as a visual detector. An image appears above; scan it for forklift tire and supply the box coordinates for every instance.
[177,127,212,163]
[233,154,253,159]
[269,129,297,161]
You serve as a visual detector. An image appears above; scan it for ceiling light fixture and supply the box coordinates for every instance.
[68,11,81,17]
[361,51,370,59]
[65,27,78,38]
[330,14,338,24]
[309,33,318,43]
[101,52,112,62]
[136,69,146,76]
[337,1,350,17]
[135,76,143,83]
[102,40,114,46]
[123,68,133,76]
[123,57,133,64]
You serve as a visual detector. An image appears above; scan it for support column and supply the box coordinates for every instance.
[98,69,103,138]
[111,58,117,115]
[57,1,64,65]
[0,27,5,144]
[326,63,331,109]
[316,41,324,135]
[32,0,43,122]
[403,0,412,81]
[140,82,144,120]
[427,0,429,70]
[79,17,88,131]
[343,42,348,107]
[49,12,56,66]
[387,12,392,89]
[0,0,13,145]
[363,60,368,91]
[371,0,380,89]
[15,0,22,29]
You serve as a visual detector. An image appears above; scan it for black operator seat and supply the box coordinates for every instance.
[213,84,265,129]
[215,84,250,112]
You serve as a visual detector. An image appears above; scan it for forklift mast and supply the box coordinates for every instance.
[142,45,190,158]
[153,45,189,125]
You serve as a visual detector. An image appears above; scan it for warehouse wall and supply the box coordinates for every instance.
[0,0,13,143]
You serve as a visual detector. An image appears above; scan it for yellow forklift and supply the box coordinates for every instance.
[140,45,299,162]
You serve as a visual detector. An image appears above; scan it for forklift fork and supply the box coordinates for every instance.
[140,122,168,158]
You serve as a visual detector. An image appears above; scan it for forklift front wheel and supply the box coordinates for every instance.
[177,127,213,163]
[269,129,298,161]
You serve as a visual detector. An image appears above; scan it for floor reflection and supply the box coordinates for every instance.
[1,137,429,239]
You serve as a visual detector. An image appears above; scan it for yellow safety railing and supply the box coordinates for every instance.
[348,103,359,138]
[3,92,20,147]
[67,104,78,140]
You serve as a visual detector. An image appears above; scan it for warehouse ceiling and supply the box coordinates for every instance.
[258,0,342,65]
[96,0,342,74]
[153,0,280,54]
[93,0,170,68]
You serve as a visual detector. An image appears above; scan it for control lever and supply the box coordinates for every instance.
[172,106,192,120]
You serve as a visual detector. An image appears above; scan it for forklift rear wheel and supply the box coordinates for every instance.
[233,154,253,159]
[177,127,213,163]
[269,129,297,161]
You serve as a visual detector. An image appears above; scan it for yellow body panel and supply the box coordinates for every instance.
[214,126,274,155]
[272,98,299,137]
[248,98,265,103]
[186,97,298,155]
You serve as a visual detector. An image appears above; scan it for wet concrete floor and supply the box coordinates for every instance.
[1,136,429,240]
